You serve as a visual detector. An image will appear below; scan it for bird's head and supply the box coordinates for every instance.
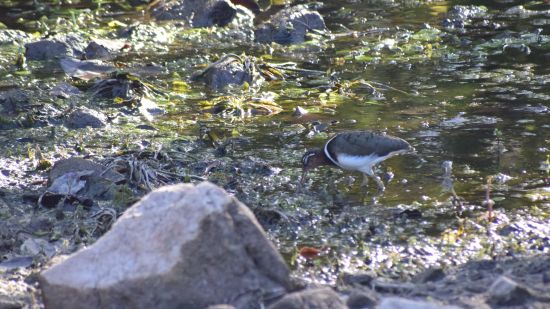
[300,149,327,186]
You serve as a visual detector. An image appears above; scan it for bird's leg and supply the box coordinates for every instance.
[361,173,369,188]
[373,174,385,193]
[364,167,385,194]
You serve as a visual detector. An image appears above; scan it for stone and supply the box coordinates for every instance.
[255,5,327,45]
[0,29,33,45]
[65,106,108,129]
[25,34,86,60]
[39,182,290,309]
[48,157,125,186]
[84,39,128,60]
[293,106,308,117]
[41,157,126,203]
[378,297,462,309]
[413,267,446,283]
[0,256,33,270]
[118,24,171,44]
[346,288,378,309]
[49,83,81,99]
[340,271,376,286]
[487,275,531,306]
[267,287,346,309]
[191,54,260,90]
[152,0,240,28]
[20,238,56,258]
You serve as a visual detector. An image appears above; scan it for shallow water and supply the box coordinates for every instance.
[0,0,549,284]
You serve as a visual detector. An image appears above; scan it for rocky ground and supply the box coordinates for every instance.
[2,181,549,308]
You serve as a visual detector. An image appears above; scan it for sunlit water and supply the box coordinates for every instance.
[0,0,548,283]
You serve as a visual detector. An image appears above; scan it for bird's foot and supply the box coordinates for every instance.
[373,176,385,194]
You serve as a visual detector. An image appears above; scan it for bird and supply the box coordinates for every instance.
[300,131,413,192]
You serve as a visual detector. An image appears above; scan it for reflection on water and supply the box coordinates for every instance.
[0,0,548,283]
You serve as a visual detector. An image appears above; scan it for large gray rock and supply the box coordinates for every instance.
[39,182,290,309]
[268,287,346,309]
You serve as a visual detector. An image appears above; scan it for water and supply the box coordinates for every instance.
[0,0,548,283]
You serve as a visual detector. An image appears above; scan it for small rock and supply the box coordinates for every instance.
[268,287,346,309]
[118,24,171,44]
[379,297,462,309]
[341,271,376,286]
[0,29,33,45]
[346,288,378,309]
[65,106,108,129]
[25,34,86,60]
[39,182,290,309]
[191,54,260,90]
[293,106,308,117]
[0,89,30,116]
[0,256,34,270]
[152,0,241,28]
[49,158,125,186]
[136,124,157,130]
[255,5,327,45]
[49,83,81,99]
[413,267,446,283]
[253,207,289,227]
[487,276,531,306]
[20,238,56,258]
[46,158,126,201]
[84,39,128,60]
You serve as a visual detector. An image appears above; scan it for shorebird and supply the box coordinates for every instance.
[301,131,413,192]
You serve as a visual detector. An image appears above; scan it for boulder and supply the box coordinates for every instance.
[39,182,290,309]
[267,287,346,309]
[254,5,327,45]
